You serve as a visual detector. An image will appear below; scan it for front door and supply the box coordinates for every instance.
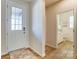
[7,1,29,52]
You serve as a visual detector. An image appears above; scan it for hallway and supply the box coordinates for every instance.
[2,41,74,59]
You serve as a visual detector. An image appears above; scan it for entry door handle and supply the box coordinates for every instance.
[23,27,26,33]
[23,27,25,31]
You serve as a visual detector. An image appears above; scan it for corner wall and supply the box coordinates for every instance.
[30,0,45,57]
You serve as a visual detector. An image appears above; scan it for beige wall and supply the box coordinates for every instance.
[46,0,76,47]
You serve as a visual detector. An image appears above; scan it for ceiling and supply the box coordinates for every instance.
[11,0,61,7]
[45,0,61,7]
[23,0,32,2]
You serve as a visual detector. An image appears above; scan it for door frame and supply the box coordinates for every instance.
[56,8,77,58]
[73,8,77,59]
[56,9,75,45]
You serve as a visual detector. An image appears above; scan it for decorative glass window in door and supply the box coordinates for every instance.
[11,7,22,30]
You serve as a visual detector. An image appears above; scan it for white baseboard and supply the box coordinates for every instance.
[1,52,8,56]
[46,43,57,48]
[42,52,45,57]
[24,45,29,49]
[30,46,45,57]
[1,46,29,56]
[1,47,45,57]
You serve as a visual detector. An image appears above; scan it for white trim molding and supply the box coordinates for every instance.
[46,43,58,48]
[1,51,8,56]
[30,46,45,57]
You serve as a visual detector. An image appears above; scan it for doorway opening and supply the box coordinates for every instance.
[56,10,75,59]
[57,10,74,45]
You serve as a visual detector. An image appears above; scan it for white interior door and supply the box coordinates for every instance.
[7,1,29,52]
